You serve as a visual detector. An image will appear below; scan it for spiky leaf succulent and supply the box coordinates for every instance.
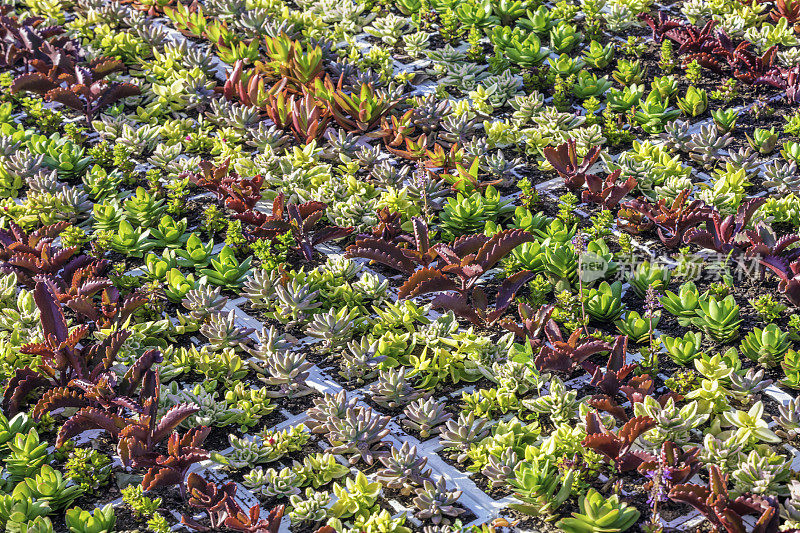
[377,442,432,495]
[402,397,452,438]
[199,310,255,351]
[243,268,280,309]
[370,367,426,409]
[181,283,228,322]
[412,477,465,526]
[439,412,491,462]
[258,350,314,398]
[325,405,390,465]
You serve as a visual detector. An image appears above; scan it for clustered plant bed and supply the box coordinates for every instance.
[2,0,800,532]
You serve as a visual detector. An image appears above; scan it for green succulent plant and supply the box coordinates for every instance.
[628,260,671,298]
[615,310,659,344]
[712,108,738,133]
[634,91,681,134]
[612,58,644,85]
[549,21,582,53]
[606,84,644,112]
[176,233,215,268]
[660,281,700,326]
[783,349,800,389]
[91,202,124,232]
[677,86,708,116]
[584,281,624,323]
[722,401,781,447]
[328,472,381,520]
[556,489,640,533]
[6,429,48,483]
[0,485,50,530]
[663,331,704,366]
[150,214,189,248]
[199,246,252,290]
[439,186,514,235]
[36,136,92,180]
[110,219,155,258]
[573,71,612,99]
[65,503,115,533]
[164,268,198,302]
[650,75,679,99]
[142,249,178,281]
[506,36,550,69]
[124,186,165,227]
[508,456,574,517]
[740,323,791,367]
[692,295,742,344]
[781,140,800,165]
[541,238,578,290]
[16,516,53,533]
[582,40,614,69]
[24,465,83,511]
[746,127,779,155]
[0,413,32,456]
[550,54,586,77]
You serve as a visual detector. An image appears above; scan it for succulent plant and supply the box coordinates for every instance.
[722,401,781,447]
[253,325,295,359]
[663,331,704,366]
[439,412,491,462]
[370,160,410,188]
[164,383,243,428]
[698,433,745,473]
[772,397,800,439]
[370,367,426,409]
[524,376,583,424]
[181,283,228,321]
[402,397,452,438]
[329,471,381,519]
[692,295,742,344]
[725,146,761,174]
[355,144,382,167]
[288,488,330,524]
[24,464,83,511]
[65,503,116,533]
[785,480,800,529]
[731,449,791,497]
[199,310,255,351]
[258,350,314,398]
[763,160,800,194]
[633,397,708,448]
[740,323,791,367]
[339,338,385,383]
[305,307,360,349]
[292,452,349,488]
[556,489,639,533]
[413,477,465,526]
[377,442,432,495]
[244,466,303,498]
[242,268,280,309]
[482,448,519,487]
[325,128,361,158]
[730,368,773,397]
[248,122,292,151]
[271,279,321,327]
[305,391,358,433]
[686,125,733,168]
[326,404,391,465]
[227,426,309,468]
